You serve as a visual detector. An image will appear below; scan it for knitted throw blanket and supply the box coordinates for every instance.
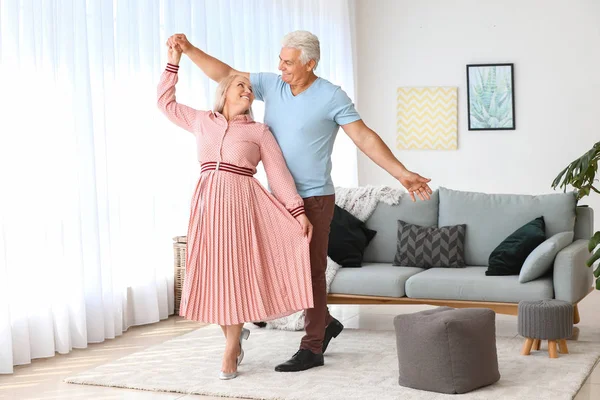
[265,186,404,331]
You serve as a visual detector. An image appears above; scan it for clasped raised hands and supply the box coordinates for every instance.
[166,33,192,54]
[167,42,183,65]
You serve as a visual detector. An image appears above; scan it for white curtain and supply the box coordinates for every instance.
[0,0,356,374]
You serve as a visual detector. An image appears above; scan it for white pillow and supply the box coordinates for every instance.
[519,231,574,283]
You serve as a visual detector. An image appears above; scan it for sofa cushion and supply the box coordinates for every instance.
[363,190,439,263]
[405,267,554,302]
[328,205,377,267]
[486,217,546,276]
[438,187,576,266]
[393,221,466,268]
[519,231,574,283]
[329,263,425,297]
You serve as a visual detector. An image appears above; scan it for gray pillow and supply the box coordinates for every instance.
[518,231,574,283]
[393,220,466,268]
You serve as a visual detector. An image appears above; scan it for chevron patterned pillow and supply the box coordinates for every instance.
[393,221,467,268]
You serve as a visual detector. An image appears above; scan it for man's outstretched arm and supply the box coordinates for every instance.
[342,119,432,202]
[168,34,249,82]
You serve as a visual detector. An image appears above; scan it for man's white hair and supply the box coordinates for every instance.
[281,30,320,70]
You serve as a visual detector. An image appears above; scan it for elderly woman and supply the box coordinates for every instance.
[157,44,314,380]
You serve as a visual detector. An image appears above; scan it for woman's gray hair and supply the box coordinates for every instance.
[213,75,253,118]
[282,30,320,70]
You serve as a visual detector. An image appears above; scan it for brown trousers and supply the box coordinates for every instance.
[300,195,336,353]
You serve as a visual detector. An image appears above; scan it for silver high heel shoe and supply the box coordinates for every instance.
[219,328,250,380]
[219,370,238,380]
[237,327,250,366]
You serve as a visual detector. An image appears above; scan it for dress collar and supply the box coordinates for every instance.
[213,111,254,124]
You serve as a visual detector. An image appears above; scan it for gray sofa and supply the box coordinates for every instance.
[328,187,595,322]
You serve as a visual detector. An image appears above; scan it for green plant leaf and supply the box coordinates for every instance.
[552,141,600,197]
[585,245,600,267]
[594,264,600,278]
[580,187,591,198]
[552,167,568,189]
[596,278,600,290]
[588,248,600,267]
[589,231,600,252]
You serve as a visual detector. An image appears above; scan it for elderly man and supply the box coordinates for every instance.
[168,30,432,372]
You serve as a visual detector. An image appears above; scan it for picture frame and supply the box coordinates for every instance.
[466,63,515,131]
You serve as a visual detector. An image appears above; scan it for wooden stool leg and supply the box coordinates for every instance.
[573,304,580,325]
[532,339,541,351]
[558,339,569,354]
[548,340,558,358]
[521,338,534,355]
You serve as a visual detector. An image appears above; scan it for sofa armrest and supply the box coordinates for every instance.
[553,239,593,303]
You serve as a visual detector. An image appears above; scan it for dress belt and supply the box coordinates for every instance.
[200,161,255,177]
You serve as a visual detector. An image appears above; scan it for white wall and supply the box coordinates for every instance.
[354,0,600,229]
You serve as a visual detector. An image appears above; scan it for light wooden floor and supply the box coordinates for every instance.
[1,291,600,399]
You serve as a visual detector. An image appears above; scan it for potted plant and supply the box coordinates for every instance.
[552,141,600,289]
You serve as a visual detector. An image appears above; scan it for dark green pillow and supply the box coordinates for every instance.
[486,217,546,276]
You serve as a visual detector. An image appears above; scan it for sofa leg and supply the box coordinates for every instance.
[521,338,534,355]
[573,304,580,325]
[532,339,541,351]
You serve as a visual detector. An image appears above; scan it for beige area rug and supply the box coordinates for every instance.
[65,325,600,400]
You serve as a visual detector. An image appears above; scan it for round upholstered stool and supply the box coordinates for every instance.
[518,300,573,358]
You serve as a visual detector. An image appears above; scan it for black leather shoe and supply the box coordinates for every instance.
[274,349,324,372]
[322,318,344,353]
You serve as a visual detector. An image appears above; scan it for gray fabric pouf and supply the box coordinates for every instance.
[393,307,500,394]
[518,299,573,358]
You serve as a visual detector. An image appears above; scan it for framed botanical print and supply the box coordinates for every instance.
[466,63,515,130]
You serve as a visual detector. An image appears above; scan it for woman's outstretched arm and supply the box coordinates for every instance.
[157,46,206,134]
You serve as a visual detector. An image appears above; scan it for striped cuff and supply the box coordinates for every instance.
[166,63,179,74]
[290,206,305,218]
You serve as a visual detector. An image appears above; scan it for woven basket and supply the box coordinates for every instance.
[173,236,187,314]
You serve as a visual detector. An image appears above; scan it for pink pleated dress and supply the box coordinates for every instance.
[157,64,314,325]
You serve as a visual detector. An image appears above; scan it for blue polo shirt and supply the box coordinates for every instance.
[250,72,361,198]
